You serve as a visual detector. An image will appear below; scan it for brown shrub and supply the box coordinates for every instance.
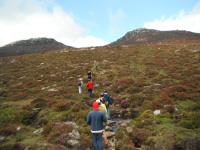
[127,87,142,94]
[145,70,159,78]
[118,78,134,86]
[47,100,58,107]
[31,97,47,108]
[21,110,38,125]
[47,123,74,146]
[159,92,174,105]
[118,72,131,77]
[12,92,27,101]
[0,143,25,150]
[121,100,131,109]
[131,127,152,147]
[53,102,71,112]
[135,77,148,87]
[0,126,16,136]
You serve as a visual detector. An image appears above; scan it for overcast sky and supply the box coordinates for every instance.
[0,0,200,48]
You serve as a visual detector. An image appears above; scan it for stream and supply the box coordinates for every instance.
[111,118,133,133]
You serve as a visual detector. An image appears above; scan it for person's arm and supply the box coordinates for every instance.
[86,114,91,125]
[102,113,107,123]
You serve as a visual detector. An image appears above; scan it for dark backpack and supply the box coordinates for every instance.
[78,81,82,86]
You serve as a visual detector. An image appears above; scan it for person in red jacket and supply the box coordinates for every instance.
[87,79,94,97]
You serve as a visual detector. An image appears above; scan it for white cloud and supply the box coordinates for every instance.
[109,8,126,33]
[0,0,108,48]
[73,36,109,47]
[144,2,200,33]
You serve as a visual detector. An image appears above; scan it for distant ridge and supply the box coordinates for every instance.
[109,28,200,45]
[0,38,73,57]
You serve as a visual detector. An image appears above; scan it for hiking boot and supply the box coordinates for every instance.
[105,144,109,149]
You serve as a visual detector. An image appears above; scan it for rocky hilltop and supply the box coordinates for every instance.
[109,28,200,45]
[0,38,73,57]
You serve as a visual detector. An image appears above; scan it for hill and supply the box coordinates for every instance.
[109,28,200,45]
[0,39,200,149]
[0,38,73,57]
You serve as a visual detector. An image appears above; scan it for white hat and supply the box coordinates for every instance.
[96,99,101,103]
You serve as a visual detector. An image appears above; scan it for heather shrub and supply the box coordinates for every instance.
[46,145,68,150]
[164,84,192,100]
[145,70,159,78]
[31,97,47,108]
[118,72,131,77]
[117,78,134,88]
[0,143,25,150]
[43,121,55,136]
[12,92,27,101]
[107,73,116,80]
[115,128,129,140]
[21,110,38,125]
[142,100,155,111]
[121,99,131,108]
[47,100,58,107]
[0,126,16,136]
[112,95,123,105]
[159,92,174,105]
[130,127,152,147]
[134,77,148,87]
[53,102,71,112]
[126,86,142,94]
[164,105,175,113]
[47,123,74,146]
[151,100,162,110]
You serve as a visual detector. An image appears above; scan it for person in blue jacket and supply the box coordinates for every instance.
[87,102,107,150]
[103,91,112,119]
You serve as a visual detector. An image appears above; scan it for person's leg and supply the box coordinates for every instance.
[88,89,91,97]
[97,132,103,150]
[78,86,81,93]
[88,89,92,97]
[103,129,108,147]
[90,89,93,97]
[92,133,98,150]
[80,86,82,93]
[107,105,110,119]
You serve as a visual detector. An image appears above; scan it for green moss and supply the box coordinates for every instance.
[178,100,198,111]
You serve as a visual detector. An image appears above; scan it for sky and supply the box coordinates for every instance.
[0,0,200,48]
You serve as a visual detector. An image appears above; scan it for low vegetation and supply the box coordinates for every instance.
[0,40,200,149]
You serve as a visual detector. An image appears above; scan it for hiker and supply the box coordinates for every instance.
[78,78,83,93]
[96,98,109,149]
[103,91,112,119]
[87,102,107,150]
[88,71,92,81]
[87,79,94,97]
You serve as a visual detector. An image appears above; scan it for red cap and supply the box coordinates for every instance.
[92,102,99,110]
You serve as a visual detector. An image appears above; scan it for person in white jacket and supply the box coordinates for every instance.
[78,78,83,93]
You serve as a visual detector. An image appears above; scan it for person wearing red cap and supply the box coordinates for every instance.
[87,102,107,150]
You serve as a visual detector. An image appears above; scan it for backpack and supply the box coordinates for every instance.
[78,81,82,86]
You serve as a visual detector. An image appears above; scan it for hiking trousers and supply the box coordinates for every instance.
[78,86,82,93]
[88,89,93,97]
[92,132,103,150]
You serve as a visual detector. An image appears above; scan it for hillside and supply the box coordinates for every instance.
[0,38,73,57]
[109,28,200,45]
[0,40,200,149]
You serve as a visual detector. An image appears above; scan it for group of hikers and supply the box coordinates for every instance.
[77,71,94,97]
[77,71,112,149]
[87,93,112,150]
